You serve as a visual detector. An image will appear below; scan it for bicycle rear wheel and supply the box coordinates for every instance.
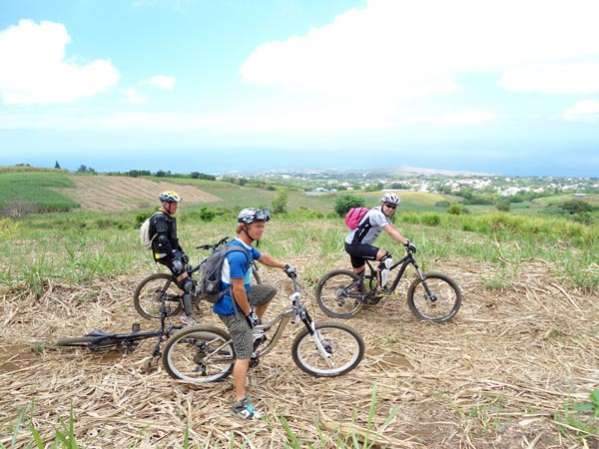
[133,273,182,320]
[315,270,364,318]
[162,326,234,383]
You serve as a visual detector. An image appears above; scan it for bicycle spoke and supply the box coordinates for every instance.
[296,327,361,375]
[166,330,234,382]
[319,273,363,316]
[137,278,182,319]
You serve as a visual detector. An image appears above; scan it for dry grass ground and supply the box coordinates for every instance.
[1,257,598,448]
[55,176,220,212]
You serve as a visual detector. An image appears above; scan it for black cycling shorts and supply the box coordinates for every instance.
[344,242,379,268]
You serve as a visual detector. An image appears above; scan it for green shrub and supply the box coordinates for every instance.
[448,204,463,215]
[462,223,474,232]
[420,213,441,226]
[496,198,511,212]
[559,199,593,215]
[572,211,594,225]
[334,194,365,216]
[135,211,153,226]
[435,200,450,208]
[272,190,288,214]
[199,207,216,221]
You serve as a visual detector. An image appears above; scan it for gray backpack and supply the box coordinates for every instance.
[198,245,251,304]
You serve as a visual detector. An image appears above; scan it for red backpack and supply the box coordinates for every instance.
[344,207,369,230]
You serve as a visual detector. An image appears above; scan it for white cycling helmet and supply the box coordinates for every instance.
[237,208,271,224]
[381,192,400,206]
[159,190,181,203]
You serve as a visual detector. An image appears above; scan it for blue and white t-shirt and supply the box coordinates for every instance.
[212,238,261,316]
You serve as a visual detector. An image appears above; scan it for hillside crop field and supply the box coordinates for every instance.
[1,197,598,448]
[0,170,79,216]
[56,175,220,212]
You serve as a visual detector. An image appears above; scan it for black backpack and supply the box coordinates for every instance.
[198,245,251,303]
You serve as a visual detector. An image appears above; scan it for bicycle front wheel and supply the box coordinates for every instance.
[407,272,462,323]
[133,273,182,320]
[291,321,364,377]
[315,270,364,319]
[162,326,234,383]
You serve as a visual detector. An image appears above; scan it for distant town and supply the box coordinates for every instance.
[223,168,599,198]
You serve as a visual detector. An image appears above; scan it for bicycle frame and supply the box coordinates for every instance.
[64,296,181,355]
[232,276,325,362]
[253,277,314,356]
[363,250,427,294]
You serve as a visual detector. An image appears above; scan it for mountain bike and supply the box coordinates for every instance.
[55,289,182,368]
[133,236,261,320]
[315,246,462,322]
[161,271,365,383]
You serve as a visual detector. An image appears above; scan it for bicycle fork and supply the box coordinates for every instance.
[301,310,333,365]
[413,263,438,303]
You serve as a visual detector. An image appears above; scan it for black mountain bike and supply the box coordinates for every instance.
[161,271,365,383]
[133,237,261,320]
[55,289,182,369]
[315,246,462,322]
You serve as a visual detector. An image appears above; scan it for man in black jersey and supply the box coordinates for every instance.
[149,191,196,325]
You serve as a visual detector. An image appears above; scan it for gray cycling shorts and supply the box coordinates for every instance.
[219,284,277,360]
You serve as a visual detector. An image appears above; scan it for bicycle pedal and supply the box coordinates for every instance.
[131,323,141,333]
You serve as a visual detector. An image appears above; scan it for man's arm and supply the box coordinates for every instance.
[231,277,251,316]
[258,253,286,269]
[383,224,410,245]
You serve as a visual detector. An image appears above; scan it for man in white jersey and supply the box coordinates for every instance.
[344,193,416,290]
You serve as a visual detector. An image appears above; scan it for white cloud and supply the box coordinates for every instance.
[125,88,147,105]
[562,100,599,121]
[500,63,599,93]
[419,110,496,125]
[145,75,176,90]
[0,19,119,105]
[241,0,599,97]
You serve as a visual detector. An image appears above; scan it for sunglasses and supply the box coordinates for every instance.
[255,209,271,221]
[384,203,397,209]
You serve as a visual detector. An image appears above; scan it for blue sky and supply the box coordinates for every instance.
[0,0,598,176]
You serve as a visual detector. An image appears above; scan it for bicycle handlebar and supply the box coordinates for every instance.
[196,236,229,251]
[285,271,301,294]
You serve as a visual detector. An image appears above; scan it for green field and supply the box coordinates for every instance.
[1,198,597,295]
[0,169,79,215]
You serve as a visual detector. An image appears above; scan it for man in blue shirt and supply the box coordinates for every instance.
[213,208,296,419]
